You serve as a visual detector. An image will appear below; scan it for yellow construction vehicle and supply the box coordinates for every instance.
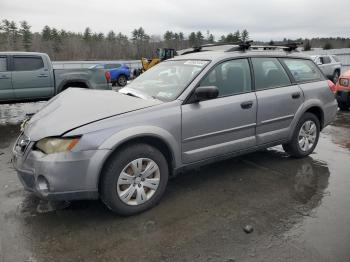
[141,48,175,72]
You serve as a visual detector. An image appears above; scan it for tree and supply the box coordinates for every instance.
[20,21,32,51]
[269,40,275,46]
[241,29,249,41]
[83,27,92,41]
[196,31,204,46]
[303,40,311,51]
[188,32,197,46]
[323,42,333,50]
[208,33,215,43]
[233,30,241,42]
[42,26,51,41]
[107,30,116,42]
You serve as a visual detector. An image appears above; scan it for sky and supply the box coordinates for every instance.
[1,0,350,41]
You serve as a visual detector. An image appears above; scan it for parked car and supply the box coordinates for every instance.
[310,55,341,83]
[90,63,130,87]
[334,70,350,110]
[0,52,111,103]
[12,48,337,215]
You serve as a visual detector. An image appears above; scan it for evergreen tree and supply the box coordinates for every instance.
[20,21,32,51]
[241,29,249,41]
[42,26,51,41]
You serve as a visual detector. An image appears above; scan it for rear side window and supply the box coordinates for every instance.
[282,59,323,83]
[252,58,291,90]
[13,56,44,71]
[0,57,7,71]
[321,56,331,64]
[199,58,252,97]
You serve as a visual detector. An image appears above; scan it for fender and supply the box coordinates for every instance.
[56,79,92,93]
[287,99,325,141]
[99,125,181,168]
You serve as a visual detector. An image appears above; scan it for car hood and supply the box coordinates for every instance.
[24,88,162,141]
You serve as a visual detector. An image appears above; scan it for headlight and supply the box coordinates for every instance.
[340,78,349,87]
[35,137,80,154]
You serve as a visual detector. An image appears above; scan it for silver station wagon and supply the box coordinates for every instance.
[13,43,338,215]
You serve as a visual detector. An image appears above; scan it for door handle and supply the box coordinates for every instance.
[291,92,301,99]
[241,101,253,109]
[0,75,9,79]
[37,74,48,78]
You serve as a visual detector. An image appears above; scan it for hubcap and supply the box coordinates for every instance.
[298,120,317,152]
[117,158,160,206]
[119,76,127,86]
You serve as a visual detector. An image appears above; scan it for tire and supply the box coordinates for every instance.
[282,113,320,158]
[100,143,169,215]
[332,70,340,84]
[338,102,349,111]
[117,74,127,87]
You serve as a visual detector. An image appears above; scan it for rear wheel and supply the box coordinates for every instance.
[117,74,127,87]
[283,113,320,158]
[100,143,169,215]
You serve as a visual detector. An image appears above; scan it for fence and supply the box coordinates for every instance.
[52,60,142,70]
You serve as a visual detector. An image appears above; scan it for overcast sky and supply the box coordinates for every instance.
[1,0,349,41]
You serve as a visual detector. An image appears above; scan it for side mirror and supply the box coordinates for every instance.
[194,86,219,102]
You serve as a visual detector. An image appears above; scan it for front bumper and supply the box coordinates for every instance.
[12,137,110,201]
[336,90,350,105]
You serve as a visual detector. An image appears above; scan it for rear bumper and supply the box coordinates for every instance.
[336,90,350,105]
[12,142,110,201]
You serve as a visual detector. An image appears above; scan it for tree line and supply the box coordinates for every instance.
[0,19,349,61]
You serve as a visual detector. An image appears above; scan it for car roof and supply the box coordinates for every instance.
[170,49,311,63]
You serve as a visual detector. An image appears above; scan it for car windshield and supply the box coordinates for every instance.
[121,60,210,101]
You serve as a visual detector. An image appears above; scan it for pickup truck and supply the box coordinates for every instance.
[0,52,111,103]
[310,55,342,83]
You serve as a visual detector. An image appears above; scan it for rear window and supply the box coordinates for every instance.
[282,59,323,83]
[252,58,291,90]
[321,56,331,64]
[0,57,7,71]
[13,56,44,71]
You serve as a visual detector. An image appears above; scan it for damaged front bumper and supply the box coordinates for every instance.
[12,133,110,201]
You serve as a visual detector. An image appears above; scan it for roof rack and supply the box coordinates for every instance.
[250,41,303,52]
[178,40,302,55]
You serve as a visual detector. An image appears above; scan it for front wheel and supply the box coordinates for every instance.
[283,113,320,158]
[117,74,127,87]
[100,143,169,215]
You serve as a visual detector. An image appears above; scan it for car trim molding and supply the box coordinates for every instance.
[183,123,257,142]
[260,114,294,125]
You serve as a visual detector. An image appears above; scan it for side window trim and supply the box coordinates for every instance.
[278,58,297,84]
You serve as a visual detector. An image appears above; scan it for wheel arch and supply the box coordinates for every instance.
[57,79,91,93]
[97,132,178,193]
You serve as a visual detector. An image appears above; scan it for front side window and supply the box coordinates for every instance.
[283,58,323,83]
[124,60,209,101]
[252,58,291,90]
[199,59,252,97]
[13,56,44,71]
[0,57,7,71]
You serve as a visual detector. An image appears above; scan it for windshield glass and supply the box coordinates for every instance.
[122,60,209,101]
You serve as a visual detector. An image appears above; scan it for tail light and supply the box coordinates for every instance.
[105,71,110,83]
[327,80,336,93]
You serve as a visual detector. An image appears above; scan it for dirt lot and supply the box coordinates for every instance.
[0,103,350,262]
